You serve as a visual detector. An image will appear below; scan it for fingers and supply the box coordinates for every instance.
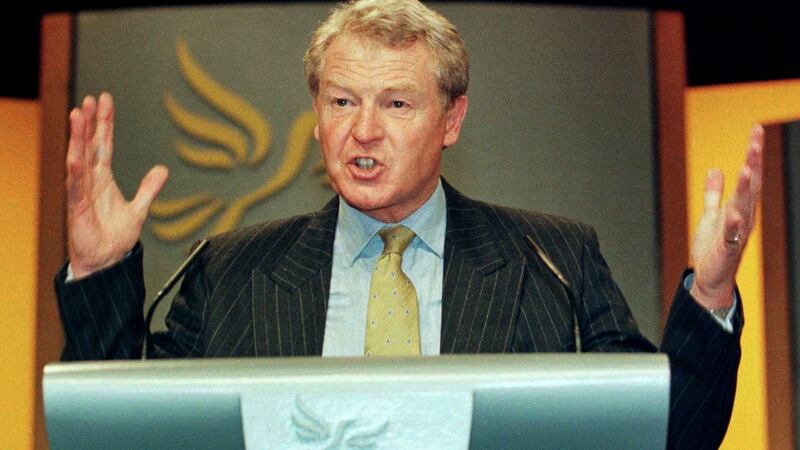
[746,124,764,194]
[66,93,116,206]
[733,165,753,215]
[131,165,170,220]
[81,96,97,165]
[78,96,99,174]
[94,92,115,167]
[66,108,87,205]
[703,168,724,213]
[728,124,764,232]
[722,208,744,251]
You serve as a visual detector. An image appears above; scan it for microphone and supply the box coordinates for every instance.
[141,239,209,360]
[525,235,582,352]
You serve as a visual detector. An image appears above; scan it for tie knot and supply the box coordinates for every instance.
[379,225,416,255]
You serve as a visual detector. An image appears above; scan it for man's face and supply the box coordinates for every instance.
[313,34,467,223]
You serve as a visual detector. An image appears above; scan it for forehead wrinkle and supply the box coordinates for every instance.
[319,39,440,99]
[323,66,431,95]
[326,57,427,77]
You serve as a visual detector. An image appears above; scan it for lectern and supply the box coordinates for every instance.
[43,353,669,449]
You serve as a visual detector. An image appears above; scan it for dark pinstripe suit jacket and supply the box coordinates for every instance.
[56,180,741,449]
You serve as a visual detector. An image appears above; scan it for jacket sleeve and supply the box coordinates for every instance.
[54,243,147,360]
[54,242,209,360]
[577,225,742,450]
[661,272,743,450]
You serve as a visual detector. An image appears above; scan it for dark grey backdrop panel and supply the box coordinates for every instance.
[73,3,660,341]
[784,122,800,443]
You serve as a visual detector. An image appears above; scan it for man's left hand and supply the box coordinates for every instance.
[690,124,764,309]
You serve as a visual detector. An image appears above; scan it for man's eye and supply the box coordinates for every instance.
[335,99,349,107]
[390,100,406,109]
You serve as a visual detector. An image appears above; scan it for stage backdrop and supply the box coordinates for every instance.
[72,2,660,340]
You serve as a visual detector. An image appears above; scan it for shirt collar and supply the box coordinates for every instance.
[336,179,447,266]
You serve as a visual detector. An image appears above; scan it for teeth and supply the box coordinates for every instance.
[356,157,375,170]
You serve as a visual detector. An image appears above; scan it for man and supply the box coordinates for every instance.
[56,0,762,448]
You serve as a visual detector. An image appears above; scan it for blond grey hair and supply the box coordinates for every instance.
[304,0,469,103]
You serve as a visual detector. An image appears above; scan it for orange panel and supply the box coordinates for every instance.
[0,98,41,450]
[686,79,800,450]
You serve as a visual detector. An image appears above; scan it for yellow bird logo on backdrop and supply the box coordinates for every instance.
[150,38,320,242]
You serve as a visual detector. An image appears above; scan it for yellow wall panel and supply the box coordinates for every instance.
[0,98,41,450]
[686,79,800,449]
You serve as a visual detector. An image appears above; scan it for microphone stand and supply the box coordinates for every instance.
[525,235,582,352]
[141,239,209,360]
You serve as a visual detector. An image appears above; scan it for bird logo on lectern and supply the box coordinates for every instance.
[150,37,324,242]
[291,396,389,449]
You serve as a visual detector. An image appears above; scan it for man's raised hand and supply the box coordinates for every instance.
[66,92,169,279]
[690,124,764,309]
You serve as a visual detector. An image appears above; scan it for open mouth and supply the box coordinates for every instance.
[354,157,376,170]
[348,156,383,180]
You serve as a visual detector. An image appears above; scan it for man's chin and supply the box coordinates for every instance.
[339,193,400,222]
[341,196,387,214]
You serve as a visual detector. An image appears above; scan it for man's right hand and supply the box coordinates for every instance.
[66,92,169,279]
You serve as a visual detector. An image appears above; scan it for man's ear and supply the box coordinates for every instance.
[443,95,468,148]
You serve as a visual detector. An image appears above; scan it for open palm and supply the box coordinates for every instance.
[689,125,763,308]
[66,93,169,278]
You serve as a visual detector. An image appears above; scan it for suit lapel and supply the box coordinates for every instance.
[248,183,528,356]
[251,198,338,357]
[441,182,526,354]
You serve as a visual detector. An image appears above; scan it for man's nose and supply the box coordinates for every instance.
[353,104,384,145]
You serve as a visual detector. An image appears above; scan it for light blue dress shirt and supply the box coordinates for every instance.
[322,181,446,356]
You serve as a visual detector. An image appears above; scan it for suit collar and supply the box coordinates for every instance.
[250,198,337,357]
[260,179,520,355]
[440,180,523,354]
[442,179,508,276]
[268,196,338,291]
[266,181,510,289]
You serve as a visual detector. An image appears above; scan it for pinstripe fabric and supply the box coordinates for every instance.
[55,179,741,449]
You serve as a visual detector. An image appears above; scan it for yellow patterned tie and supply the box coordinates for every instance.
[364,225,421,356]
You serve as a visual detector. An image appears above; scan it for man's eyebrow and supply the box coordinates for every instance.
[319,80,355,94]
[320,79,424,98]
